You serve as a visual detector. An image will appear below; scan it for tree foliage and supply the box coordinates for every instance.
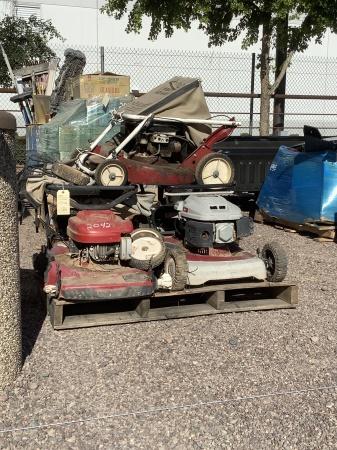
[102,0,337,52]
[102,0,337,134]
[0,15,63,87]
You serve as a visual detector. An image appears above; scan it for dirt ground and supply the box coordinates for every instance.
[0,214,337,449]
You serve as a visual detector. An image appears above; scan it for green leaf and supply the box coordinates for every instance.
[0,15,63,87]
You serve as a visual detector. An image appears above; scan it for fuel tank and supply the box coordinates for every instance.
[67,210,133,244]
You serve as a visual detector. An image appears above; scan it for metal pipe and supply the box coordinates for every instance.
[131,89,337,101]
[89,122,113,151]
[119,113,240,127]
[108,113,154,158]
[77,153,96,176]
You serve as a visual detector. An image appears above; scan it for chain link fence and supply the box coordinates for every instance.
[102,47,255,131]
[1,44,337,163]
[101,47,337,135]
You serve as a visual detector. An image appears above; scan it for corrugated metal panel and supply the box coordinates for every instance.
[16,4,41,19]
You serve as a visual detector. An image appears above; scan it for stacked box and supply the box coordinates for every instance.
[65,74,130,100]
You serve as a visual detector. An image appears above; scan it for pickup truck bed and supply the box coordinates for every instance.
[213,135,304,195]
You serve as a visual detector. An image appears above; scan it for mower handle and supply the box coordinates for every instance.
[68,191,137,210]
[164,183,235,193]
[45,184,139,211]
[120,113,241,127]
[45,184,138,195]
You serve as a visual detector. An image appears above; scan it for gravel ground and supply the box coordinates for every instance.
[0,215,337,449]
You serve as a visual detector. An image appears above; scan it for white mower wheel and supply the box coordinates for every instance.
[95,159,128,186]
[195,153,234,185]
[163,247,188,291]
[130,228,166,270]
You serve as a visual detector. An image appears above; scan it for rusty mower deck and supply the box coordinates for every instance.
[47,281,298,330]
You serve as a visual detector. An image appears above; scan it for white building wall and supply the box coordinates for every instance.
[0,0,15,17]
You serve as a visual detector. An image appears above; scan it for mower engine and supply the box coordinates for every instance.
[67,210,165,269]
[133,123,191,160]
[67,210,133,263]
[175,195,253,250]
[138,132,181,158]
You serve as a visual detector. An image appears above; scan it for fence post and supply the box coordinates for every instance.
[249,53,256,135]
[0,112,22,391]
[100,46,105,74]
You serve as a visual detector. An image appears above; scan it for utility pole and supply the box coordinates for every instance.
[0,112,22,390]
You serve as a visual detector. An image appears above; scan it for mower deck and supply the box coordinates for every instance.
[47,281,298,330]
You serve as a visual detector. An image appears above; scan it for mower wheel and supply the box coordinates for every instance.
[163,247,188,291]
[261,241,288,282]
[195,153,234,185]
[95,159,128,186]
[130,228,166,270]
[51,162,90,186]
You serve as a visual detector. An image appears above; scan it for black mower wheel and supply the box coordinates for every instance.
[130,228,166,270]
[95,159,128,186]
[163,247,188,291]
[51,162,90,186]
[195,153,234,185]
[32,245,48,276]
[261,241,288,282]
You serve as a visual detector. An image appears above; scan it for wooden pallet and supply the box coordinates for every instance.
[47,281,298,330]
[255,210,336,242]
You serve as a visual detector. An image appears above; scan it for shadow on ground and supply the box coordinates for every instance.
[20,269,46,363]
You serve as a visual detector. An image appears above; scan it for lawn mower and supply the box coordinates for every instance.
[36,184,287,305]
[50,77,240,187]
[156,191,287,290]
[73,112,240,187]
[39,186,169,302]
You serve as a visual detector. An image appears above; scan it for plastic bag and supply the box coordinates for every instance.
[36,95,133,162]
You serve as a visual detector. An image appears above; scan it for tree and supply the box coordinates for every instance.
[273,14,289,133]
[101,0,337,135]
[0,15,63,87]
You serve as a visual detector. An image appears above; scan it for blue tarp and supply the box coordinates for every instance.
[257,145,337,224]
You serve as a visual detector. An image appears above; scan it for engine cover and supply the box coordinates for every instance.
[176,195,253,247]
[67,210,133,244]
[176,195,242,221]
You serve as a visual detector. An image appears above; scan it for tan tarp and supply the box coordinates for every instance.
[120,77,211,146]
[26,175,67,205]
[25,176,155,217]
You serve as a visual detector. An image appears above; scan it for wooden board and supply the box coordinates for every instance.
[255,210,336,241]
[47,282,298,330]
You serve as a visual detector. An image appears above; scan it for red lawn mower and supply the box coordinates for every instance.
[38,184,287,305]
[92,117,238,186]
[52,77,240,187]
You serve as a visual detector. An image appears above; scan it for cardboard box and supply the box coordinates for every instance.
[66,73,130,100]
